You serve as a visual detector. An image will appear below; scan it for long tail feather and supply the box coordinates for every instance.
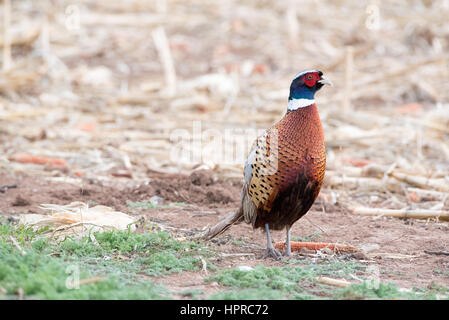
[203,208,244,240]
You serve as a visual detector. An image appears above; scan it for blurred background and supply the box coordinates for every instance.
[0,0,448,208]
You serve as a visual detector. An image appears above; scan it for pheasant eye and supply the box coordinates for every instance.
[306,75,313,80]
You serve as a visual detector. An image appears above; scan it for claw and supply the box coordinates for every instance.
[263,223,283,260]
[262,247,283,260]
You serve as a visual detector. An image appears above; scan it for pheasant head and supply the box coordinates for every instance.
[288,70,332,111]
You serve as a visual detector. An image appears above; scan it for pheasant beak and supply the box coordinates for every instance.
[318,77,333,86]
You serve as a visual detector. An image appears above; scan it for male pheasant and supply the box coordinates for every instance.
[205,70,331,259]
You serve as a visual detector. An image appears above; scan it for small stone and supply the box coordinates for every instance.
[237,265,253,272]
[149,195,164,206]
[360,243,380,253]
[320,247,334,255]
[111,169,133,179]
[352,251,369,260]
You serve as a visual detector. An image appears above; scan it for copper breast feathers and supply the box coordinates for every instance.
[243,104,326,228]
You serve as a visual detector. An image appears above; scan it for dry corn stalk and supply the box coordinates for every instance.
[388,171,449,192]
[2,0,11,71]
[407,187,449,200]
[19,202,138,239]
[152,26,176,97]
[316,276,351,288]
[351,207,449,221]
[324,174,402,193]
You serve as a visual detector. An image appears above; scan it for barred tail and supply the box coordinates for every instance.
[203,207,244,240]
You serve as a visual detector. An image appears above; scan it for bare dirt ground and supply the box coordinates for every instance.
[1,169,448,295]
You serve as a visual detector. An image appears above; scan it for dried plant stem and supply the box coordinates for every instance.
[316,276,351,288]
[326,43,373,71]
[41,16,50,53]
[343,46,353,111]
[78,277,104,286]
[351,207,449,221]
[2,0,11,72]
[286,0,299,50]
[324,174,401,192]
[360,55,449,86]
[10,236,26,255]
[424,250,449,256]
[220,253,256,257]
[407,187,449,200]
[389,171,449,192]
[152,26,176,97]
[155,0,167,14]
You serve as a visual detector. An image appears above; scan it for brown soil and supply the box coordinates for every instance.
[0,169,241,215]
[1,168,448,297]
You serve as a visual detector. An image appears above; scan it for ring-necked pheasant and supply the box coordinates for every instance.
[204,69,331,259]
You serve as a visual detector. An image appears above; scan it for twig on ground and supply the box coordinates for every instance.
[0,286,6,295]
[317,276,351,288]
[10,236,27,255]
[48,221,111,239]
[220,253,256,258]
[0,184,17,193]
[199,256,208,275]
[190,211,219,217]
[368,252,421,259]
[424,250,449,256]
[17,288,24,300]
[10,154,67,167]
[78,277,105,286]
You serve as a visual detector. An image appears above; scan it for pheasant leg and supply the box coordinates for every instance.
[284,226,292,256]
[262,223,282,260]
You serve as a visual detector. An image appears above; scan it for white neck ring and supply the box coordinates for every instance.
[287,98,315,111]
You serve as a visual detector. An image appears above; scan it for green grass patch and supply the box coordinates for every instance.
[0,222,49,244]
[2,217,447,300]
[434,270,449,278]
[57,228,210,277]
[333,281,449,300]
[292,232,322,242]
[0,239,169,299]
[206,261,364,299]
[206,260,449,300]
[0,218,209,299]
[210,288,287,300]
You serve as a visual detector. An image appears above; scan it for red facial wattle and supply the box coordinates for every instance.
[304,73,320,87]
